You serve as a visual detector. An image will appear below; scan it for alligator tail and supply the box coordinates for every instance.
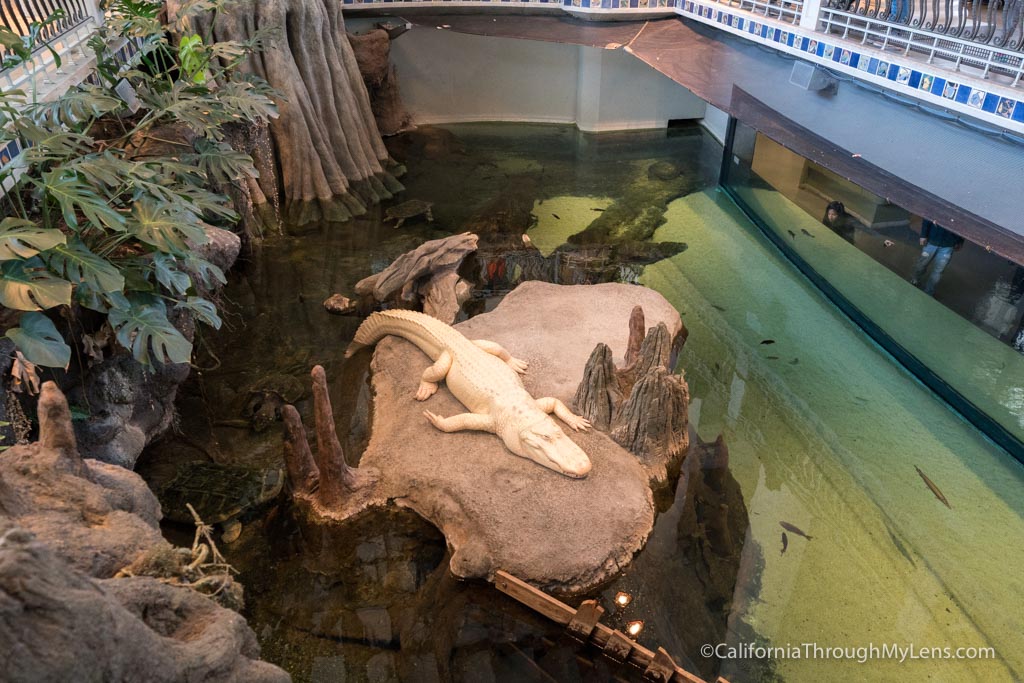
[346,310,443,359]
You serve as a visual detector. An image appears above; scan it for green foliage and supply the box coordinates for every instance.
[109,296,193,367]
[1,0,278,374]
[4,311,71,367]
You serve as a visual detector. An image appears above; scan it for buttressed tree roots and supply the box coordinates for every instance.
[188,0,405,225]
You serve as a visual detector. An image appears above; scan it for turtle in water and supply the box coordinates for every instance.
[384,199,434,229]
[155,461,284,543]
[243,373,306,432]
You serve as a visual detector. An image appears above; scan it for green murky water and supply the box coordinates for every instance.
[140,123,1024,682]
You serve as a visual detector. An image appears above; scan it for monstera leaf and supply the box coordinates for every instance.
[186,138,257,184]
[175,296,221,328]
[152,252,191,295]
[5,311,71,368]
[0,218,66,261]
[129,198,208,252]
[0,257,72,310]
[46,238,125,293]
[183,254,225,289]
[42,168,127,232]
[108,297,192,367]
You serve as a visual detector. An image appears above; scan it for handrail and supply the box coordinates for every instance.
[821,0,1024,52]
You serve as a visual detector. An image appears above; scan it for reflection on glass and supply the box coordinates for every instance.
[724,125,1024,448]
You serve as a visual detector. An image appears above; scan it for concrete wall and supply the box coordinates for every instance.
[390,28,706,131]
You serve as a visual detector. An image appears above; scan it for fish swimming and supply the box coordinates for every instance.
[760,339,776,345]
[915,466,952,509]
[711,304,726,312]
[801,229,815,238]
[766,355,779,360]
[552,213,561,220]
[787,230,796,239]
[780,521,812,540]
[592,208,605,212]
[781,532,789,555]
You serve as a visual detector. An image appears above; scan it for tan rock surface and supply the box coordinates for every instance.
[355,282,683,594]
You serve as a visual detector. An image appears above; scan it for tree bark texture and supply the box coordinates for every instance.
[191,0,404,225]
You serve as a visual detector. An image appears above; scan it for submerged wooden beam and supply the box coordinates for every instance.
[493,570,713,683]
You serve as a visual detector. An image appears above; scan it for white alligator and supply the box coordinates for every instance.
[350,309,593,478]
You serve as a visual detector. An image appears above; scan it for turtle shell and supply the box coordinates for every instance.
[156,462,284,525]
[385,199,433,219]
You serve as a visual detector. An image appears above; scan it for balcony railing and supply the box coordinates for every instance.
[819,2,1024,85]
[0,0,94,49]
[696,0,806,24]
[822,0,1024,50]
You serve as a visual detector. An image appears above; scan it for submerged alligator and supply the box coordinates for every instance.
[350,310,593,478]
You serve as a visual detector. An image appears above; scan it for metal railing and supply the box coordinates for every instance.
[821,0,1024,51]
[0,0,93,45]
[691,0,806,24]
[820,7,1024,84]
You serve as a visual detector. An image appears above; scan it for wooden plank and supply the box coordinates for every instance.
[493,570,574,625]
[493,570,710,683]
[567,600,605,641]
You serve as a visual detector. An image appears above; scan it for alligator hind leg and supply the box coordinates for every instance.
[472,339,528,374]
[423,411,495,433]
[417,351,452,401]
[536,397,591,432]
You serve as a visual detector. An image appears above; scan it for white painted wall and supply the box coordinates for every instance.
[390,27,706,131]
[700,103,731,145]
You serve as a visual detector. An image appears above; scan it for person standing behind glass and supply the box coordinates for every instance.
[822,201,856,244]
[910,219,964,296]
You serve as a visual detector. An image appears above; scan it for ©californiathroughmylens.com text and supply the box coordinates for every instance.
[701,643,996,664]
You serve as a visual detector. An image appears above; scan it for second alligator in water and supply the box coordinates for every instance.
[350,309,593,478]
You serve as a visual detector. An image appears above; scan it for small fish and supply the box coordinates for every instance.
[592,207,605,212]
[787,230,796,239]
[781,532,789,555]
[766,355,779,360]
[760,339,776,345]
[552,213,561,220]
[801,229,815,238]
[915,466,952,509]
[779,521,812,540]
[789,358,799,365]
[711,304,726,312]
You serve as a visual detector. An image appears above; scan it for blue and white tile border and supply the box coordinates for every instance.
[341,0,1024,134]
[675,0,1024,134]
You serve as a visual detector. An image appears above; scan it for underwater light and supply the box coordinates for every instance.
[626,620,644,638]
[614,592,632,607]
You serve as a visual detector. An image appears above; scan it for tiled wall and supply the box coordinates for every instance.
[342,0,1024,133]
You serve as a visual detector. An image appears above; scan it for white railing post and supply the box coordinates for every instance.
[799,0,823,30]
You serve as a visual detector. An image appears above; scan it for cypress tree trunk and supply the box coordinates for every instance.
[181,0,405,226]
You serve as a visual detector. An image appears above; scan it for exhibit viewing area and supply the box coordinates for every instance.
[0,0,1022,681]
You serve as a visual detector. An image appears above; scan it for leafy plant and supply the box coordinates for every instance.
[1,0,278,390]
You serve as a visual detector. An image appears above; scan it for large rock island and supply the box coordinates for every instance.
[288,282,686,594]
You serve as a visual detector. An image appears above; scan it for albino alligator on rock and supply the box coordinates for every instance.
[350,310,593,478]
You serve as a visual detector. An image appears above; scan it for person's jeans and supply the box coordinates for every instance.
[889,0,910,22]
[910,244,953,295]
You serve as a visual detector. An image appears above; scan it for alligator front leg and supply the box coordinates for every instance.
[472,339,528,374]
[417,351,452,401]
[535,397,591,432]
[423,410,495,434]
